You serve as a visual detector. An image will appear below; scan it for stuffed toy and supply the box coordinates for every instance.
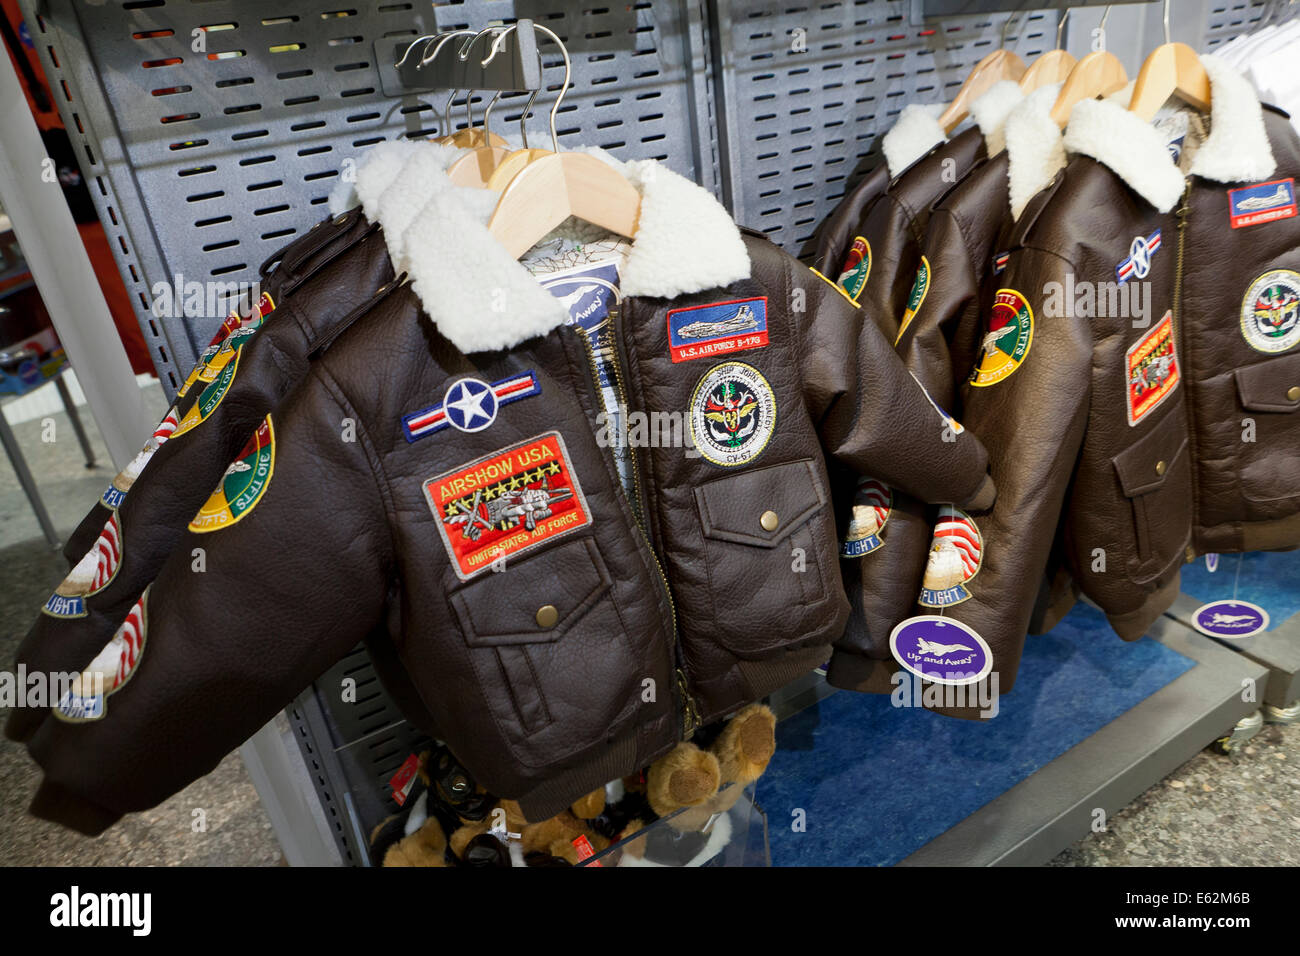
[646,703,777,831]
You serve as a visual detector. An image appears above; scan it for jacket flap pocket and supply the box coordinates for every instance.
[449,537,610,646]
[1112,418,1188,498]
[695,458,827,548]
[1235,352,1300,414]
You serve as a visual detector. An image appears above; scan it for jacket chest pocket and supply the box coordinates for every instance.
[692,458,838,659]
[448,537,641,753]
[1234,352,1300,511]
[1112,413,1193,583]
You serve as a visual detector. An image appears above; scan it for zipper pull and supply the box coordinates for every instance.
[676,668,702,740]
[1176,180,1192,225]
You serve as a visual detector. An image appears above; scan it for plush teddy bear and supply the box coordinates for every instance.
[645,703,777,832]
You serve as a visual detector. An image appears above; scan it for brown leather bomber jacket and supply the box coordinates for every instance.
[830,58,1300,703]
[11,146,994,833]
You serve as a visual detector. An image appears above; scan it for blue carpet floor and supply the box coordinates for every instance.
[757,602,1196,866]
[1180,550,1300,631]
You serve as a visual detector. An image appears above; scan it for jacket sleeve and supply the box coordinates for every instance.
[928,245,1092,697]
[17,368,394,835]
[798,262,995,510]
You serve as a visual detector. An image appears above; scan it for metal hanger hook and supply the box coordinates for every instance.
[531,24,571,153]
[1100,4,1112,32]
[1056,9,1070,50]
[395,33,439,71]
[1163,0,1172,45]
[1000,11,1020,50]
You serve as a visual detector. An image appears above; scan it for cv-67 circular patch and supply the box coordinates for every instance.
[1240,269,1300,354]
[689,361,777,467]
[189,417,275,533]
[970,289,1034,387]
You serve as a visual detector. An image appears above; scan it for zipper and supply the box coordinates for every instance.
[572,317,700,740]
[1172,178,1199,559]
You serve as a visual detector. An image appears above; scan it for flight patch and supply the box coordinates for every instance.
[666,297,768,364]
[100,407,180,510]
[1116,230,1161,284]
[189,417,275,533]
[1125,311,1181,426]
[1228,178,1297,229]
[836,237,871,303]
[894,256,931,344]
[42,514,123,619]
[918,507,983,608]
[970,289,1033,387]
[424,432,591,581]
[689,361,777,467]
[1240,269,1300,354]
[840,477,891,557]
[403,371,541,442]
[54,590,148,723]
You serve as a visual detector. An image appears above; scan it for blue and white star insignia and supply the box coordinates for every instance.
[402,371,541,442]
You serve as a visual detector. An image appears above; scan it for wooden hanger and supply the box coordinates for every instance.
[1049,50,1127,125]
[1127,4,1211,122]
[486,25,641,258]
[1048,6,1126,127]
[937,15,1027,133]
[1020,10,1077,92]
[447,91,512,187]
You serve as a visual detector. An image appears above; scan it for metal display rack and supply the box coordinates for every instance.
[6,0,1280,865]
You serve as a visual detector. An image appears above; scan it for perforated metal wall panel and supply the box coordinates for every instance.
[711,1,1059,257]
[22,0,716,395]
[1203,0,1270,48]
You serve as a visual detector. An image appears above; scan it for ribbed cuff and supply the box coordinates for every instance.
[29,778,122,836]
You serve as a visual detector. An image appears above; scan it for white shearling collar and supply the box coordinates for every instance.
[1005,82,1066,221]
[1063,54,1276,212]
[881,104,947,178]
[881,81,1026,177]
[346,142,750,354]
[969,80,1026,156]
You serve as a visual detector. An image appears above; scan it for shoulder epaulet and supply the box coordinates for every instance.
[260,206,377,293]
[308,272,409,358]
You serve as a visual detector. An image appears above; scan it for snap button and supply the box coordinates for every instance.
[332,213,349,226]
[536,605,558,629]
[1154,460,1167,477]
[1185,546,1196,563]
[1288,386,1300,402]
[760,510,779,532]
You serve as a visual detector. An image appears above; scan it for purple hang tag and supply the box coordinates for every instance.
[1192,600,1269,640]
[889,616,992,686]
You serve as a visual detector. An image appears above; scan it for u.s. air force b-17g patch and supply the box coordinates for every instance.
[424,432,592,581]
[666,297,769,364]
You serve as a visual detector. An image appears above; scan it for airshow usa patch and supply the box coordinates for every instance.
[1125,311,1181,426]
[970,289,1033,387]
[1228,178,1297,229]
[189,417,275,532]
[667,297,768,363]
[424,432,591,581]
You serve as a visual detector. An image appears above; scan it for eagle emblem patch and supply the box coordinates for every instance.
[689,362,777,467]
[54,590,149,722]
[1240,269,1300,354]
[918,507,983,608]
[840,477,891,557]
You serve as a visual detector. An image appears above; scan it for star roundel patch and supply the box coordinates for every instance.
[1240,269,1300,354]
[55,589,149,723]
[689,362,777,467]
[189,417,275,533]
[970,289,1033,387]
[918,506,983,608]
[403,371,540,442]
